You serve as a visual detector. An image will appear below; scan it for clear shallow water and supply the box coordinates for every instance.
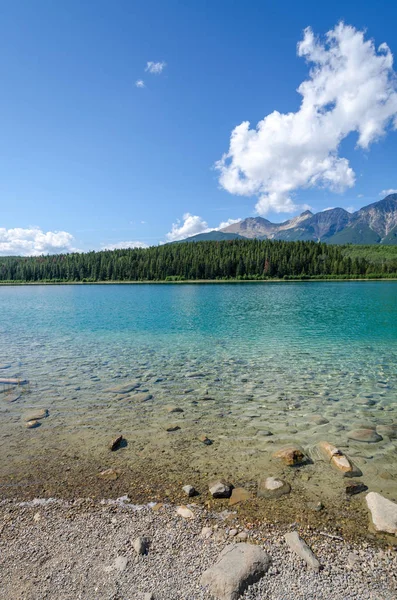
[0,282,396,508]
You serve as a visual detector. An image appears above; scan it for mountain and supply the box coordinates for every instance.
[216,194,397,245]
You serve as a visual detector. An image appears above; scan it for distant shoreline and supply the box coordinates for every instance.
[1,277,397,286]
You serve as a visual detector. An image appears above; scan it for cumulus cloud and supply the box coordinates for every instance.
[135,79,145,88]
[216,23,397,215]
[165,214,242,242]
[380,188,397,196]
[0,227,78,256]
[145,61,166,75]
[102,241,149,250]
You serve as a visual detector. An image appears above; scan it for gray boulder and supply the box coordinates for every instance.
[201,543,270,600]
[366,492,397,536]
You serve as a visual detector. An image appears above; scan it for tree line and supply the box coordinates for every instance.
[0,240,396,282]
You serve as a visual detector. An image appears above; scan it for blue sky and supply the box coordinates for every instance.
[1,0,397,254]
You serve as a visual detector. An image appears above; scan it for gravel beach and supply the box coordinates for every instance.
[1,497,396,600]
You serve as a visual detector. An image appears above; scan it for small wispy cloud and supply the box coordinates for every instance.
[165,214,241,242]
[380,188,397,197]
[145,61,166,75]
[135,79,145,88]
[102,241,149,250]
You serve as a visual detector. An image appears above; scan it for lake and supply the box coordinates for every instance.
[0,282,396,527]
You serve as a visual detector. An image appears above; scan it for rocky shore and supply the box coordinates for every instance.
[1,495,396,600]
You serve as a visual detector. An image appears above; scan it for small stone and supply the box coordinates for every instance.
[366,492,397,536]
[228,529,238,537]
[165,424,181,432]
[114,556,128,572]
[347,552,361,569]
[98,468,120,481]
[25,420,41,429]
[310,415,329,425]
[144,594,154,600]
[284,531,321,572]
[258,477,291,499]
[345,481,368,496]
[256,430,273,437]
[229,488,251,506]
[105,382,140,394]
[33,512,41,522]
[273,445,307,466]
[209,481,232,499]
[201,526,212,539]
[133,536,149,555]
[166,406,184,413]
[236,532,248,542]
[182,485,196,497]
[307,501,324,512]
[109,435,123,451]
[347,429,383,443]
[317,441,355,474]
[201,543,271,600]
[176,506,194,519]
[198,434,213,445]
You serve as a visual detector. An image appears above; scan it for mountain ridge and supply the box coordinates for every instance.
[181,194,397,244]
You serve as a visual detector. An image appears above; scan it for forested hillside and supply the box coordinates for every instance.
[1,240,397,282]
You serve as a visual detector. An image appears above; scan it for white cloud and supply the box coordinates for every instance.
[135,79,145,88]
[145,61,166,75]
[357,194,364,198]
[346,206,356,213]
[322,207,335,211]
[379,188,397,196]
[216,23,397,215]
[165,214,242,242]
[102,241,149,250]
[0,227,78,256]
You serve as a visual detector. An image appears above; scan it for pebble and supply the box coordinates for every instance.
[284,531,321,572]
[347,428,383,443]
[165,424,180,432]
[24,408,48,422]
[114,556,128,572]
[182,485,196,497]
[198,434,213,445]
[366,492,397,535]
[345,481,368,496]
[133,536,149,556]
[166,406,184,413]
[229,487,251,506]
[176,506,194,519]
[273,445,307,466]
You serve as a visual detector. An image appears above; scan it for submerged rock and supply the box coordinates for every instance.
[105,382,140,394]
[98,468,120,481]
[201,543,271,600]
[229,487,252,506]
[182,485,196,497]
[209,481,233,499]
[109,435,123,451]
[366,492,397,536]
[257,477,291,499]
[25,420,40,429]
[376,424,397,440]
[345,481,368,496]
[317,441,356,474]
[166,406,184,413]
[273,445,307,466]
[24,408,48,421]
[347,429,383,443]
[165,424,181,432]
[310,415,329,426]
[198,434,213,445]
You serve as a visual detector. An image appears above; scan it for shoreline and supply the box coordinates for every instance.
[1,277,397,285]
[1,497,396,599]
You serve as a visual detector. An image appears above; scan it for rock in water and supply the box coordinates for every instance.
[284,531,321,572]
[165,424,181,432]
[201,543,271,600]
[98,468,120,481]
[257,477,291,499]
[229,488,252,506]
[366,492,397,536]
[24,408,48,422]
[317,441,356,474]
[105,382,140,394]
[273,445,307,466]
[182,485,196,497]
[109,435,123,451]
[209,481,233,498]
[345,481,368,496]
[25,420,41,429]
[347,429,383,443]
[198,434,213,445]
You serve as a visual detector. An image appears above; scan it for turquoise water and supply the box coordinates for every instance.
[0,282,397,504]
